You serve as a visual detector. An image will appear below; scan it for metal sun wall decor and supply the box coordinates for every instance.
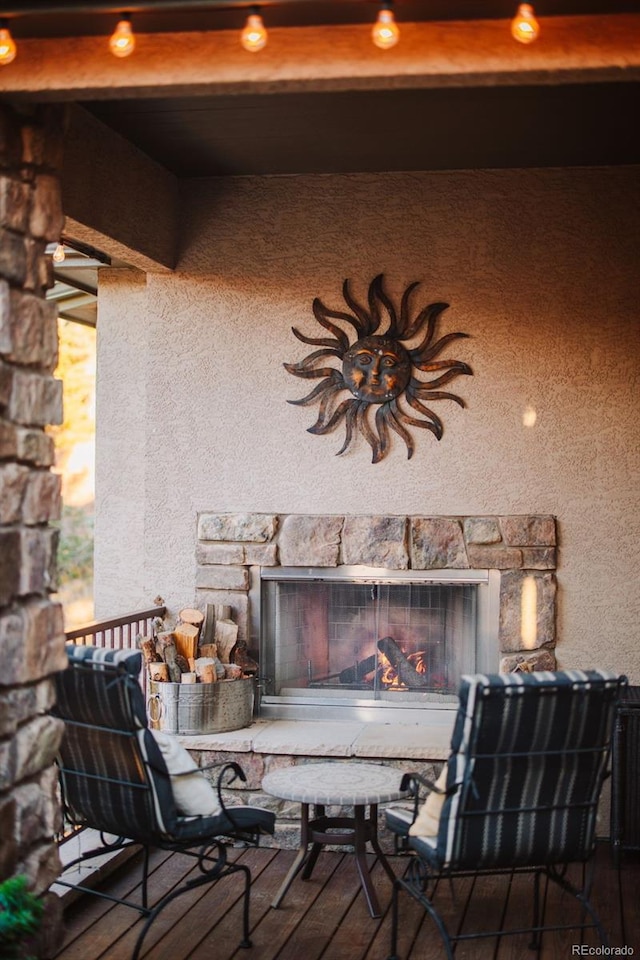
[284,274,473,463]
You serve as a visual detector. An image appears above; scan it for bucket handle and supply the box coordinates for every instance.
[147,693,163,726]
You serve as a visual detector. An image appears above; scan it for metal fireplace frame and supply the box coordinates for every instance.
[250,566,501,725]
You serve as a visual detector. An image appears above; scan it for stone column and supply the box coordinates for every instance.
[0,101,69,956]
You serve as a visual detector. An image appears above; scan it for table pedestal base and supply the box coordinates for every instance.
[271,802,396,918]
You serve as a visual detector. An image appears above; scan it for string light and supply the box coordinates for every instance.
[0,20,16,65]
[52,243,66,264]
[109,13,136,58]
[511,3,540,44]
[372,2,399,50]
[241,8,267,53]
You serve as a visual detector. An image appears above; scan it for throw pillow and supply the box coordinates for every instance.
[408,765,447,837]
[151,730,221,817]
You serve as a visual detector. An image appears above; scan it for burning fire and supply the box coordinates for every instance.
[379,650,428,687]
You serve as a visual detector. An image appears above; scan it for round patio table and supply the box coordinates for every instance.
[262,761,408,918]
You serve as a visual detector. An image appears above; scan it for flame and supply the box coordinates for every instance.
[379,650,428,688]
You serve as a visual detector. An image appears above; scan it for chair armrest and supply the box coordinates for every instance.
[214,762,247,814]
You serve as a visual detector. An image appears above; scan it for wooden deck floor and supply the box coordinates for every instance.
[55,842,639,960]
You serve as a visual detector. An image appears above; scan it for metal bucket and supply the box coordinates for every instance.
[148,678,255,735]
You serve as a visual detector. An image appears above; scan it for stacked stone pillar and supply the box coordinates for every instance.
[0,101,69,954]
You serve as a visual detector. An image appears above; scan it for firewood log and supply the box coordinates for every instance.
[377,636,427,689]
[201,664,216,683]
[139,637,159,665]
[155,630,175,660]
[214,604,232,623]
[174,623,200,662]
[230,639,258,674]
[163,642,182,684]
[149,662,169,682]
[215,619,238,663]
[199,604,215,647]
[175,654,190,673]
[179,607,205,627]
[198,643,218,660]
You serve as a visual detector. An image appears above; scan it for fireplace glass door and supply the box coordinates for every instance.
[256,567,498,722]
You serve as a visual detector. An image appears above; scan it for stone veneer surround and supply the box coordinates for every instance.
[195,512,558,674]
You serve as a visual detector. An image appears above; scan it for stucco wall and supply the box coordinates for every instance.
[95,166,640,682]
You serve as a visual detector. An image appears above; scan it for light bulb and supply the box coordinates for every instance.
[511,4,540,44]
[109,14,136,58]
[0,22,17,66]
[372,5,399,50]
[241,12,267,53]
[52,243,66,264]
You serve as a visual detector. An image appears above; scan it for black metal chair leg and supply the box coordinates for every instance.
[239,862,253,948]
[387,878,401,960]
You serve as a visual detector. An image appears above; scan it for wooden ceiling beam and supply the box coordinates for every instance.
[1,15,638,102]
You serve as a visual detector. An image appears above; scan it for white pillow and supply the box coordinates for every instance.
[151,730,221,817]
[408,766,447,837]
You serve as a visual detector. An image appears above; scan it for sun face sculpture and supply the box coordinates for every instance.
[284,274,473,463]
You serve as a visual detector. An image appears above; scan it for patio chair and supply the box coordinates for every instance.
[385,669,626,960]
[51,645,275,959]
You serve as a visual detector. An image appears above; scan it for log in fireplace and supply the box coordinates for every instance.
[253,566,500,724]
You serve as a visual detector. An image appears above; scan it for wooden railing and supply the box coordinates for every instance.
[64,605,166,698]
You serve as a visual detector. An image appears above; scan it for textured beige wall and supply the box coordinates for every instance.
[95,166,640,682]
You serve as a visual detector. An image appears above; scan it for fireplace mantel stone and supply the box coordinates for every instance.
[195,512,558,672]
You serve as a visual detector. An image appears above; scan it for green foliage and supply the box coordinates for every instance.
[53,504,94,585]
[0,876,43,960]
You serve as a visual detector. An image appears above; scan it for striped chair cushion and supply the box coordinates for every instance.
[66,644,143,675]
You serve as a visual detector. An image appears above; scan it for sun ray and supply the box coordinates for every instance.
[409,388,468,407]
[312,299,350,351]
[411,357,472,374]
[411,331,470,365]
[367,275,384,334]
[405,393,444,438]
[408,302,449,354]
[283,363,342,381]
[357,402,383,462]
[399,281,420,337]
[388,401,415,459]
[291,327,344,350]
[307,397,357,435]
[336,401,359,455]
[396,407,442,438]
[410,364,472,388]
[373,275,400,338]
[342,279,371,337]
[374,404,391,462]
[287,376,344,407]
[284,347,343,372]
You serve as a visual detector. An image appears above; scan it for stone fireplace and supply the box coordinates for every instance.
[195,512,558,724]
